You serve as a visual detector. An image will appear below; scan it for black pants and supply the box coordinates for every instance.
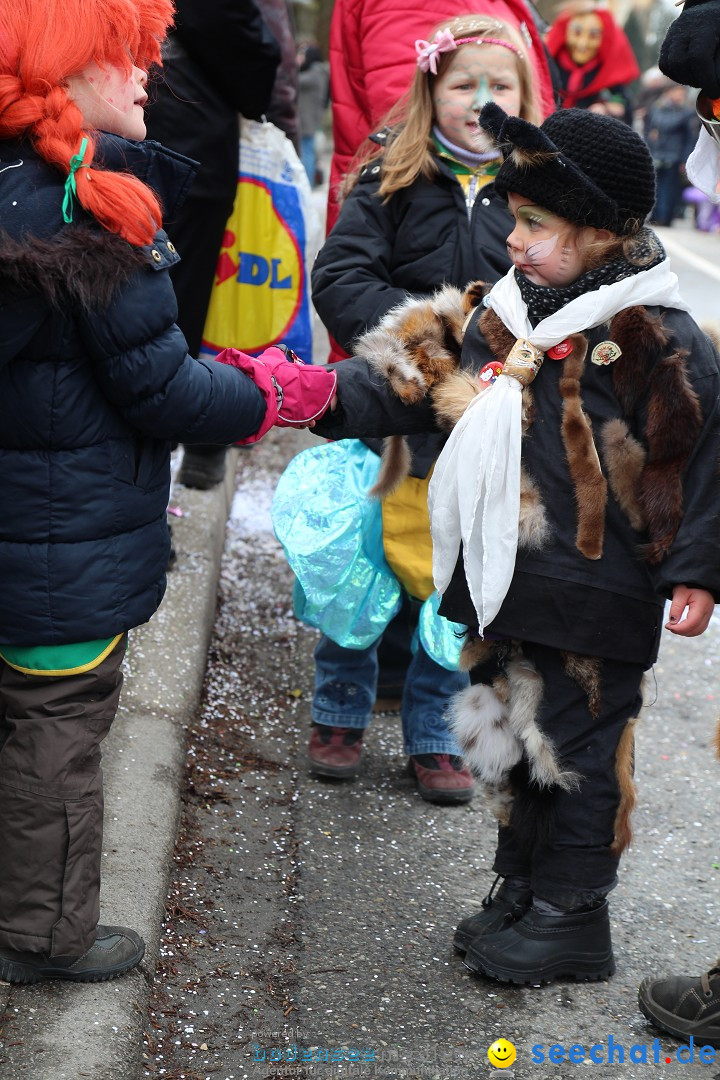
[0,637,126,955]
[471,642,645,909]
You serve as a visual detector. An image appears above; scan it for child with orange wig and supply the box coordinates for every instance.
[0,0,335,984]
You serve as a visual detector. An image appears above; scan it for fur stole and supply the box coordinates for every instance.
[354,281,481,495]
[356,287,702,565]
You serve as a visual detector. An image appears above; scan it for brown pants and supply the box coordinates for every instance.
[0,637,126,956]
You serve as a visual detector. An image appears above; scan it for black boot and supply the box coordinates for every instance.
[453,875,532,954]
[638,966,720,1048]
[464,900,615,985]
[178,445,228,489]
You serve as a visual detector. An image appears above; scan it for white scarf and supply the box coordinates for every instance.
[428,260,690,634]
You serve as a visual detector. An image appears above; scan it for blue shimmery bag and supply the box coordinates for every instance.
[272,439,465,667]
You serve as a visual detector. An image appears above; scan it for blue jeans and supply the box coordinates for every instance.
[653,163,683,226]
[312,633,469,756]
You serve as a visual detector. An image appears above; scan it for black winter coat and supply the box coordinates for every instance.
[312,160,512,353]
[0,134,267,645]
[145,0,280,201]
[144,0,281,354]
[311,157,512,475]
[314,300,720,667]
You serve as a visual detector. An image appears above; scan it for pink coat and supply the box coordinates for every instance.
[326,0,556,231]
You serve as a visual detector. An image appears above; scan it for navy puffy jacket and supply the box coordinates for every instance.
[0,134,266,644]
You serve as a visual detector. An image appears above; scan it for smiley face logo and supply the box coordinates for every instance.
[488,1039,517,1068]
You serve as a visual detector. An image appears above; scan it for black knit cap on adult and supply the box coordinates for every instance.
[479,103,656,237]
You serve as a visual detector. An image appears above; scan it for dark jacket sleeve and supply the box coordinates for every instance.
[650,314,720,600]
[174,0,281,118]
[78,257,267,444]
[311,177,421,352]
[312,357,438,440]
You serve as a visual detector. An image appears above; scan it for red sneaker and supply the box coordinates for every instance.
[308,724,364,779]
[408,754,474,805]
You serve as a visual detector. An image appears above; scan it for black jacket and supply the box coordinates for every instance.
[144,0,281,354]
[313,160,512,352]
[315,300,720,667]
[0,134,267,644]
[311,158,513,475]
[145,0,281,201]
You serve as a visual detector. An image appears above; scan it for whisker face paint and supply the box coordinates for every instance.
[526,233,558,265]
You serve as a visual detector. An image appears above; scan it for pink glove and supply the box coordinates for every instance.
[216,345,337,445]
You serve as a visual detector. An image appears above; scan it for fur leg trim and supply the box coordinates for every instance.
[611,715,638,856]
[559,336,607,560]
[458,634,496,671]
[601,419,647,532]
[448,683,522,783]
[485,783,514,827]
[506,656,580,792]
[562,653,602,720]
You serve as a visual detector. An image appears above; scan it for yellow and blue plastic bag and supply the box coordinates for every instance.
[201,119,316,362]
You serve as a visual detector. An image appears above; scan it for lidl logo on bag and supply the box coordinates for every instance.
[202,173,312,360]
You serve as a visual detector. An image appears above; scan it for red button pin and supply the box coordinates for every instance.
[547,339,573,359]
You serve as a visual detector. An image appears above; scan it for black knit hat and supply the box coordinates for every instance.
[480,103,656,236]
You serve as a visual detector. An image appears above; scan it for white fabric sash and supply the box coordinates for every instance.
[428,261,690,634]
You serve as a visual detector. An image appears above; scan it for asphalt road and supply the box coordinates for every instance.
[140,424,720,1080]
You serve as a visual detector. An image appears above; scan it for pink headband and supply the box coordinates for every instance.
[415,28,523,75]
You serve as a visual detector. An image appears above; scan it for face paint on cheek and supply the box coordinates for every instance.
[86,62,135,117]
[526,233,558,265]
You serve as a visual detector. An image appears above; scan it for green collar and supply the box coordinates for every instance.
[432,134,501,178]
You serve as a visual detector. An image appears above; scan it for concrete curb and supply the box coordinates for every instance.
[0,450,239,1080]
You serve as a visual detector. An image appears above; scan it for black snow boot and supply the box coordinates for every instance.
[453,875,532,954]
[464,900,615,985]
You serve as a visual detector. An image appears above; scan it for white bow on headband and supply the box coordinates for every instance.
[415,28,457,75]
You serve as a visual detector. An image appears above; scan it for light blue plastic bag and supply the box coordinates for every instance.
[272,440,401,648]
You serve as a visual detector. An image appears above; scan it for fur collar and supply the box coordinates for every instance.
[0,226,145,311]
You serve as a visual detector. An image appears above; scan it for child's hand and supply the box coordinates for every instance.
[215,346,337,443]
[666,585,715,636]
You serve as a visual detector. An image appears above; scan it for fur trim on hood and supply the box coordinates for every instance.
[0,226,146,312]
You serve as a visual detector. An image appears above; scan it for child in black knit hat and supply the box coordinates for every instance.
[310,103,720,986]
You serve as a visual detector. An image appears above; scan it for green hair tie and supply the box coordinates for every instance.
[62,137,90,224]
